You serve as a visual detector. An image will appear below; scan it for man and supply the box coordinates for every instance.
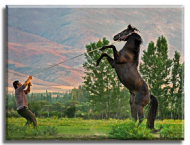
[13,75,37,127]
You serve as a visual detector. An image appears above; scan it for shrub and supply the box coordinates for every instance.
[41,112,49,117]
[65,107,76,118]
[159,124,184,140]
[40,126,58,136]
[108,119,154,140]
[49,111,61,118]
[28,102,41,113]
[6,111,20,118]
[83,113,93,119]
[76,110,85,118]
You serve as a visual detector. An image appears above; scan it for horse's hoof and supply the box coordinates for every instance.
[96,65,100,70]
[98,50,102,54]
[152,126,163,133]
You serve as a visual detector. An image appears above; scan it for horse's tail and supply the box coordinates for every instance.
[146,94,158,130]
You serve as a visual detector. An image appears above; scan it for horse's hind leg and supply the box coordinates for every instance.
[129,93,137,121]
[135,96,149,124]
[135,83,150,124]
[136,105,145,124]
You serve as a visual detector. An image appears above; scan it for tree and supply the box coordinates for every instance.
[176,62,184,119]
[70,86,85,104]
[64,99,79,118]
[28,101,41,114]
[7,94,17,111]
[46,90,52,104]
[71,88,77,100]
[139,35,172,119]
[169,51,181,119]
[43,105,52,112]
[66,99,79,108]
[65,107,76,118]
[63,93,68,103]
[83,38,130,119]
[77,88,83,104]
[51,102,65,112]
[38,100,49,111]
[109,87,131,119]
[31,93,34,102]
[83,38,112,118]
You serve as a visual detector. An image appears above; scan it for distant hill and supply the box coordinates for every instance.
[7,7,184,93]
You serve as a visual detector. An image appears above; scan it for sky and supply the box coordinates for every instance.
[6,6,184,94]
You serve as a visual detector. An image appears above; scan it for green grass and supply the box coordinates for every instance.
[57,126,109,135]
[6,117,184,140]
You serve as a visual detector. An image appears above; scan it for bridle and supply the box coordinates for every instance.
[118,31,135,41]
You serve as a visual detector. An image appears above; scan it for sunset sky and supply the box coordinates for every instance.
[7,6,184,93]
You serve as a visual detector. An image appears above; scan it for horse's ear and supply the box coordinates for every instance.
[128,24,132,29]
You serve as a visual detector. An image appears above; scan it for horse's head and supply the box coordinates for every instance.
[113,24,140,42]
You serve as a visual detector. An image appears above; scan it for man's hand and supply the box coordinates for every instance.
[24,75,33,87]
[29,75,32,80]
[25,82,32,94]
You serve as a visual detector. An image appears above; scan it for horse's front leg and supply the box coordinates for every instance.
[99,45,127,63]
[99,45,120,61]
[96,53,115,69]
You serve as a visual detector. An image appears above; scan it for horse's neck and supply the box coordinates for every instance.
[122,41,134,51]
[123,41,140,67]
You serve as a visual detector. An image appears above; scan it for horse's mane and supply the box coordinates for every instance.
[133,33,143,45]
[130,33,143,66]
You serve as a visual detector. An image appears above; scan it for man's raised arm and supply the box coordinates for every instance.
[24,75,32,87]
[24,76,32,94]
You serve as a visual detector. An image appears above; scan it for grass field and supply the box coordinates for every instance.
[6,117,184,140]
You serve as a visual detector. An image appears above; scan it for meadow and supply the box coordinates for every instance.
[6,117,184,140]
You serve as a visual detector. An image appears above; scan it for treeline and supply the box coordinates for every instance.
[6,85,130,119]
[6,35,184,120]
[6,86,88,118]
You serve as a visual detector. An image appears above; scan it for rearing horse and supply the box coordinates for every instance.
[96,24,158,130]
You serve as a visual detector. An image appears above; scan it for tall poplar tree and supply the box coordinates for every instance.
[83,38,111,117]
[170,51,181,119]
[140,35,172,119]
[177,62,184,119]
[83,38,130,118]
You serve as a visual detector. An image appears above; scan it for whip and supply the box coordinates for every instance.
[31,41,118,76]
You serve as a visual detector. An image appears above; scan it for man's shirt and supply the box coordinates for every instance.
[15,84,28,110]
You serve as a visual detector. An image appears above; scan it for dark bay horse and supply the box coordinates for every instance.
[96,24,158,130]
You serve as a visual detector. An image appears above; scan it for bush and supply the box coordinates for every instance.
[49,111,62,118]
[83,113,93,119]
[28,102,41,113]
[65,107,76,118]
[159,124,183,140]
[34,111,40,117]
[41,112,49,117]
[76,110,85,118]
[108,119,154,140]
[41,111,62,118]
[6,111,20,118]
